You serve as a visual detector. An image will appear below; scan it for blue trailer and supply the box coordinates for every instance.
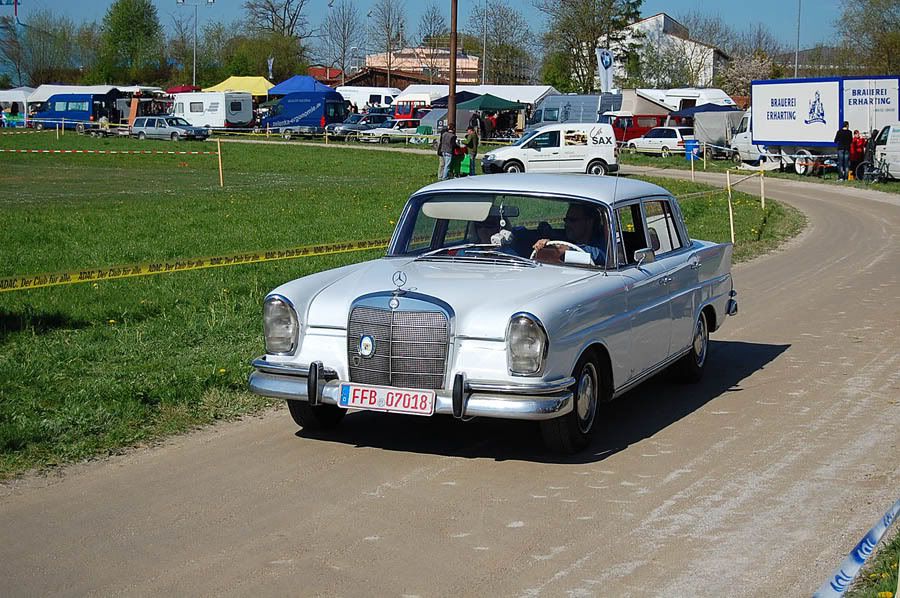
[261,91,348,138]
[31,92,120,132]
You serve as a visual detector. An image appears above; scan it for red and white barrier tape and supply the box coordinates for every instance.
[0,148,218,155]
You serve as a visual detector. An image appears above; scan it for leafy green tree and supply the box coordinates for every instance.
[534,0,642,93]
[98,0,166,83]
[0,72,12,88]
[540,50,577,92]
[837,0,900,74]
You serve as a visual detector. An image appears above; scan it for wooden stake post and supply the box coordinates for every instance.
[726,170,735,245]
[760,170,766,211]
[216,139,224,188]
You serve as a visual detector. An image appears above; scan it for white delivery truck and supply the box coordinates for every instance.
[171,92,254,129]
[731,76,900,174]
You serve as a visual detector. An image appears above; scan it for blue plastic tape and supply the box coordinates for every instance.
[813,498,900,597]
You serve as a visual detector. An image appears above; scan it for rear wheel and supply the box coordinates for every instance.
[170,132,180,141]
[503,160,523,173]
[586,160,607,176]
[287,400,346,430]
[677,310,709,382]
[380,135,390,144]
[138,132,146,140]
[661,146,671,158]
[794,149,813,175]
[627,143,637,154]
[540,353,600,453]
[75,123,85,134]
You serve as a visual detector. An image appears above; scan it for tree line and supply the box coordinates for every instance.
[0,0,895,96]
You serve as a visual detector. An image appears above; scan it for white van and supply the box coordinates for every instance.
[872,123,900,176]
[335,86,401,109]
[171,92,253,128]
[481,123,619,175]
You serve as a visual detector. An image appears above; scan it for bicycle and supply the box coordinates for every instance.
[854,156,891,184]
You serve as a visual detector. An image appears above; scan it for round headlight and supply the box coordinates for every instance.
[507,313,548,376]
[263,294,299,355]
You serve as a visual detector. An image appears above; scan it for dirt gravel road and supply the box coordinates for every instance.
[2,168,898,597]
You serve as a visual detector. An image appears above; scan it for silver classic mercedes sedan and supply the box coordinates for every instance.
[249,174,737,453]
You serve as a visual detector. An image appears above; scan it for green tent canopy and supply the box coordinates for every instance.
[456,93,526,111]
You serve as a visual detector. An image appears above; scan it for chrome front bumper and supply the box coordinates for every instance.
[248,356,574,421]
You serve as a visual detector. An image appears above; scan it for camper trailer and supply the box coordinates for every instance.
[171,92,253,128]
[335,86,400,109]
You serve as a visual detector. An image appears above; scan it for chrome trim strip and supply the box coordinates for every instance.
[611,348,691,398]
[250,356,338,378]
[248,371,573,421]
[467,377,575,395]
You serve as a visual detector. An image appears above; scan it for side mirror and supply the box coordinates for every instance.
[634,247,655,266]
[731,126,737,135]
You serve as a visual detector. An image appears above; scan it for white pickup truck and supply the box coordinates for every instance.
[731,76,900,174]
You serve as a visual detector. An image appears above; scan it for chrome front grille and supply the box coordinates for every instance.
[348,305,449,390]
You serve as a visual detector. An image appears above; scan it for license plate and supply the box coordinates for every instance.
[338,383,436,416]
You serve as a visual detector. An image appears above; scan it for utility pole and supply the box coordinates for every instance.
[794,0,801,78]
[481,0,486,85]
[176,0,215,88]
[448,0,457,130]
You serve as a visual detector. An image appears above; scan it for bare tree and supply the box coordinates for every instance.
[319,0,364,85]
[243,0,312,38]
[467,0,534,84]
[0,17,26,85]
[168,13,194,83]
[837,0,900,74]
[369,0,406,87]
[417,2,447,83]
[718,52,774,97]
[0,10,80,85]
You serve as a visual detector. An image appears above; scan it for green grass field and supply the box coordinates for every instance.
[0,131,804,477]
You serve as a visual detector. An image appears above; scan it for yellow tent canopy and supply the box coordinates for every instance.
[203,76,274,96]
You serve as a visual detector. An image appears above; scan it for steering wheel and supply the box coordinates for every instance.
[530,240,586,260]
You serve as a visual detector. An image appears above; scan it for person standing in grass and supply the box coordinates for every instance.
[464,126,479,176]
[439,125,457,180]
[834,121,852,180]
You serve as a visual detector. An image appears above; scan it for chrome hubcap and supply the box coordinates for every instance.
[693,315,708,367]
[576,363,598,434]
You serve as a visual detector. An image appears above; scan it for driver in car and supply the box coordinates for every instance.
[532,203,607,265]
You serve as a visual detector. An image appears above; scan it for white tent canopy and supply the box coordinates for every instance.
[27,85,120,104]
[0,86,34,106]
[396,85,559,107]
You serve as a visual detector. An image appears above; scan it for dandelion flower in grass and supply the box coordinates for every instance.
[107,319,116,324]
[218,368,226,374]
[876,592,893,598]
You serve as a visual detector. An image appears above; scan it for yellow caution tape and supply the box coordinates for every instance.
[0,239,389,293]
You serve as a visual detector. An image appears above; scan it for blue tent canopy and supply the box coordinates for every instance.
[269,75,334,95]
[670,103,740,118]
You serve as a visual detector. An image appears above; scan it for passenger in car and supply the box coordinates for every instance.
[532,203,608,265]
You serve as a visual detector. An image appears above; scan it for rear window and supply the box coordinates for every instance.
[679,128,694,136]
[230,101,243,111]
[190,102,204,113]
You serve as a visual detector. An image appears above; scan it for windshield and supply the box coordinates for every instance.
[511,129,540,146]
[390,192,614,268]
[345,114,363,124]
[166,117,191,127]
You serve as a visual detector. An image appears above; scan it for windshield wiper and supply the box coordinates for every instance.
[416,243,482,259]
[463,249,535,265]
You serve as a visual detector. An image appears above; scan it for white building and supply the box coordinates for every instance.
[618,13,729,88]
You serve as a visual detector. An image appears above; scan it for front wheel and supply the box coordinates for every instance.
[75,123,85,134]
[503,161,523,173]
[170,132,180,141]
[627,143,636,154]
[282,130,292,140]
[35,122,44,131]
[676,311,709,382]
[586,160,607,176]
[731,149,742,165]
[794,150,813,176]
[380,135,390,144]
[540,353,600,453]
[287,400,346,430]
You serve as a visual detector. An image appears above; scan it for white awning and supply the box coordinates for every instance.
[396,84,559,106]
[27,85,120,104]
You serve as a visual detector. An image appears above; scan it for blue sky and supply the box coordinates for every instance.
[7,0,839,49]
